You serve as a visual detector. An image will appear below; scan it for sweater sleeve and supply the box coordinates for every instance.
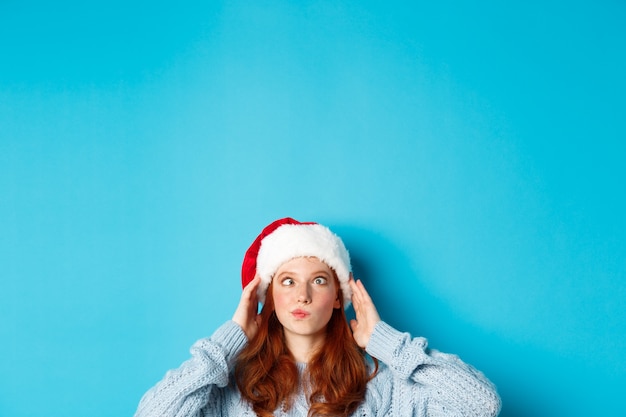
[365,321,501,417]
[134,321,248,417]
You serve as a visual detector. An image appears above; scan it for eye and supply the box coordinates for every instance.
[281,277,295,286]
[313,276,328,285]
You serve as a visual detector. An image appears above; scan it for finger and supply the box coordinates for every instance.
[349,278,363,302]
[245,275,262,290]
[350,319,358,332]
[352,298,364,323]
[247,280,260,309]
[352,285,368,313]
[355,279,374,305]
[355,278,367,296]
[348,276,358,294]
[350,286,362,311]
[242,276,262,298]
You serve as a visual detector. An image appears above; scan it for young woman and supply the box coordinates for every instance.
[134,218,501,417]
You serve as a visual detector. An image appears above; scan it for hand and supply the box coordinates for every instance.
[232,276,262,340]
[349,277,381,349]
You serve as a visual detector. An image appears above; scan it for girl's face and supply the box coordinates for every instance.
[271,257,341,345]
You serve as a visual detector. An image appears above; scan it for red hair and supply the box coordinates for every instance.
[235,279,377,417]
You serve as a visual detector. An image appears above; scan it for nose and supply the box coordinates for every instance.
[297,284,312,304]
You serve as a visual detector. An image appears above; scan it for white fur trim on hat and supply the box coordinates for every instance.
[256,223,352,306]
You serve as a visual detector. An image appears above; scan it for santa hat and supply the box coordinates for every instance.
[242,218,352,307]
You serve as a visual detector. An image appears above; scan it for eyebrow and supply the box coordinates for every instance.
[311,270,332,276]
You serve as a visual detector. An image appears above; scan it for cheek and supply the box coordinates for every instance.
[317,289,339,309]
[271,288,288,309]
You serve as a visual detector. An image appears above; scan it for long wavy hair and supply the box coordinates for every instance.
[234,277,377,417]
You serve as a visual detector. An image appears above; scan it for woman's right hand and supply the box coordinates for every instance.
[232,275,262,340]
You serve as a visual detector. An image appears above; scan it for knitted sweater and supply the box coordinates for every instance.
[134,321,501,416]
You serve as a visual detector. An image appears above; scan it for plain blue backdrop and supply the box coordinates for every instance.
[1,1,625,416]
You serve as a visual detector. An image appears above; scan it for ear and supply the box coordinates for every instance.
[333,293,341,309]
[333,272,342,309]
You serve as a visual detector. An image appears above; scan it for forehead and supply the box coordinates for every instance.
[275,256,333,274]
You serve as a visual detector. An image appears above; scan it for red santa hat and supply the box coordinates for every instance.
[242,217,352,306]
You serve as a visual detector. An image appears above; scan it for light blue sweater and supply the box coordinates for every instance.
[135,321,501,416]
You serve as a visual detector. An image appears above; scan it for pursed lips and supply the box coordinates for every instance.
[291,309,310,319]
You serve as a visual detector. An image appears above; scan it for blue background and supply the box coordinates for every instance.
[1,1,625,416]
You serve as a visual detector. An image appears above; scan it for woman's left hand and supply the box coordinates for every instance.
[349,277,381,349]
